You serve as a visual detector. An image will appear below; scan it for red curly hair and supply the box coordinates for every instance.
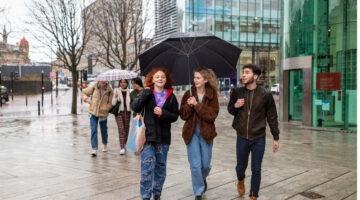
[144,67,174,89]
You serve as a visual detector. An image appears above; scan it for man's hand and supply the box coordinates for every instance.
[273,140,279,152]
[234,98,245,108]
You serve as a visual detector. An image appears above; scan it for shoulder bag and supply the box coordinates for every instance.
[109,101,120,116]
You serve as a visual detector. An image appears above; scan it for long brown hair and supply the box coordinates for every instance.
[194,67,218,93]
[144,67,174,89]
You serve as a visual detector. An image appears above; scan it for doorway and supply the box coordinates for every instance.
[288,70,303,121]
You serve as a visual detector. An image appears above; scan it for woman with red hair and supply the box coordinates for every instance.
[131,67,179,200]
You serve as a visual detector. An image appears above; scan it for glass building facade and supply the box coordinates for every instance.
[154,0,281,87]
[280,0,357,129]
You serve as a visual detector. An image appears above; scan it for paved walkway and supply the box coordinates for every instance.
[0,90,357,200]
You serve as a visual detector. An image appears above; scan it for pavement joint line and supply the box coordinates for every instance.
[261,170,310,190]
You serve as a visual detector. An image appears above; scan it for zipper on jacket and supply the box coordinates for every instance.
[246,90,254,139]
[246,110,250,139]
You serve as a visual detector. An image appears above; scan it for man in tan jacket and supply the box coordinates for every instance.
[81,81,113,156]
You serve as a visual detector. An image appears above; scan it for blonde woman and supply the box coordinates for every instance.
[179,68,219,200]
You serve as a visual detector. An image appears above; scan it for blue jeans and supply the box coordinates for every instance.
[89,115,108,150]
[140,142,169,199]
[236,136,265,197]
[187,128,213,196]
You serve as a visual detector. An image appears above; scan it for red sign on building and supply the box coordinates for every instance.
[316,72,341,90]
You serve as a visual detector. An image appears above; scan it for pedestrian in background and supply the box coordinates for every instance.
[227,64,280,200]
[131,67,179,200]
[130,77,144,117]
[112,79,131,155]
[179,68,219,200]
[81,81,113,156]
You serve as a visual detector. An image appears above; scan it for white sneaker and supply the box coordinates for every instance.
[119,148,126,155]
[102,145,108,152]
[91,150,97,156]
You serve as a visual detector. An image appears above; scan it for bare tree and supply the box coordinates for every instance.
[89,0,153,71]
[27,0,93,114]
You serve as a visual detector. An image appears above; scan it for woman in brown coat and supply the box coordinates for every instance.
[179,68,219,200]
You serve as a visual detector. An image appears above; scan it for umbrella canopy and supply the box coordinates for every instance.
[139,32,242,85]
[96,69,137,81]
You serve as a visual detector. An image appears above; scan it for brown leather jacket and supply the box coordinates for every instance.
[227,86,279,140]
[180,86,219,145]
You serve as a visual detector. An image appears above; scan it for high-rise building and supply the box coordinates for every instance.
[280,0,357,129]
[154,0,281,87]
[153,0,178,43]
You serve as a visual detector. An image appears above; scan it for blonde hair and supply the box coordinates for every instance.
[194,68,218,93]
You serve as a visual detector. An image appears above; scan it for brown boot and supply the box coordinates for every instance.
[237,179,245,196]
[249,196,257,200]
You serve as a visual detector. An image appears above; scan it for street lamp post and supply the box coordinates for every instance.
[80,70,83,105]
[11,72,14,101]
[50,75,53,106]
[41,70,44,107]
[56,71,59,97]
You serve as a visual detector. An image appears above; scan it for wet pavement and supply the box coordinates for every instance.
[0,89,357,200]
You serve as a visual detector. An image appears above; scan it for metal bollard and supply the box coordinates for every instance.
[26,96,28,106]
[38,101,40,116]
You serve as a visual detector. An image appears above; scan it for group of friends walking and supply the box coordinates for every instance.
[81,64,280,200]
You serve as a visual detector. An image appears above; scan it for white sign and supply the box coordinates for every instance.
[322,100,330,111]
[314,99,322,105]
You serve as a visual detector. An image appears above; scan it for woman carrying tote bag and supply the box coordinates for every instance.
[131,68,179,200]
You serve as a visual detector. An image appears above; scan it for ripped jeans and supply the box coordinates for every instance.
[140,142,169,199]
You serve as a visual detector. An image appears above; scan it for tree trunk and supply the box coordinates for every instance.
[71,70,78,114]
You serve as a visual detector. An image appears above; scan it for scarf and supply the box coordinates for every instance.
[116,88,130,112]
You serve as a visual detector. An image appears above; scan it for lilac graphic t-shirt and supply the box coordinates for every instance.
[154,89,168,108]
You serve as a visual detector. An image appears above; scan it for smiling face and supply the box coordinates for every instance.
[193,72,207,89]
[152,70,167,89]
[242,68,258,85]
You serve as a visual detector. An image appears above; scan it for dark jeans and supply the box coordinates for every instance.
[236,136,265,197]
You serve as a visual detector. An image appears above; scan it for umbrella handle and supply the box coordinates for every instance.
[189,84,192,96]
[187,55,192,97]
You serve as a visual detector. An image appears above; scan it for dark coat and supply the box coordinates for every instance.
[227,86,279,140]
[130,88,143,117]
[130,88,179,145]
[180,86,219,145]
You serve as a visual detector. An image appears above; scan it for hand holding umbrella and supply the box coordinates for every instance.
[187,96,198,107]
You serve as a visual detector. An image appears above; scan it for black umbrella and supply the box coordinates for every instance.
[139,32,242,86]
